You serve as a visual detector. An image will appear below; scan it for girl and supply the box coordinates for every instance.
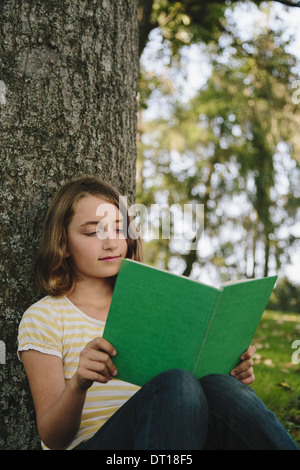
[18,176,298,450]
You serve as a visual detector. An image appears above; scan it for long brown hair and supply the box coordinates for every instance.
[34,176,143,296]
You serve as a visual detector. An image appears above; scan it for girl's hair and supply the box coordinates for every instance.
[34,176,143,296]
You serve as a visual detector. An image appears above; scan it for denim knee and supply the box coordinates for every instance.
[148,369,207,411]
[200,373,256,403]
[135,370,209,449]
[200,373,256,399]
[151,368,201,391]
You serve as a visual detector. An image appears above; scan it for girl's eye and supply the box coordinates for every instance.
[115,228,127,237]
[84,227,125,237]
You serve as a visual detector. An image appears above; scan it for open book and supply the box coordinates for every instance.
[103,259,277,387]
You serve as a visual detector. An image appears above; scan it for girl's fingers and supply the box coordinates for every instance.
[231,358,254,376]
[87,337,117,357]
[237,374,255,385]
[79,339,118,382]
[231,345,256,375]
[240,345,256,361]
[86,337,118,374]
[85,358,116,381]
[234,366,254,380]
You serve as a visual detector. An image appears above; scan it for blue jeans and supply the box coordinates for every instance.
[74,370,298,450]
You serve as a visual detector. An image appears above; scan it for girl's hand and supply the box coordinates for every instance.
[72,337,118,392]
[230,345,256,385]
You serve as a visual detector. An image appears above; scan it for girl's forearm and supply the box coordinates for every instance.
[37,376,87,450]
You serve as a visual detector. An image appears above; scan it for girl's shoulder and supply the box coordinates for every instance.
[21,295,71,323]
[18,296,67,359]
[24,294,68,312]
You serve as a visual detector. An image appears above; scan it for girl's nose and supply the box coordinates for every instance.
[101,229,118,249]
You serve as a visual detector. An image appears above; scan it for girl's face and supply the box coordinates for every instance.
[66,195,128,282]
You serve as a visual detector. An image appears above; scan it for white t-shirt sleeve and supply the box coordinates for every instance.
[18,303,62,360]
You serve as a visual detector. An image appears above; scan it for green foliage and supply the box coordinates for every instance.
[138,0,300,56]
[269,277,300,313]
[150,0,227,55]
[251,311,300,446]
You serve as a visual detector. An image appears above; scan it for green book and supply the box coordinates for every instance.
[103,259,277,387]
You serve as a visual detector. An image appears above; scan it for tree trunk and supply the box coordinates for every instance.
[0,0,139,450]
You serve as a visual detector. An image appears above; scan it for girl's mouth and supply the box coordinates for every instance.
[99,256,121,262]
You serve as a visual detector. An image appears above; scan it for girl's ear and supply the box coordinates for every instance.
[61,234,69,258]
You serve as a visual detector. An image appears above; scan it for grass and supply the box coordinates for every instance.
[250,310,300,447]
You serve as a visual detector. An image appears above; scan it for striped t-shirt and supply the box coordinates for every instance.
[17,295,140,450]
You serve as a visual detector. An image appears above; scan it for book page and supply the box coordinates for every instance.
[193,276,278,378]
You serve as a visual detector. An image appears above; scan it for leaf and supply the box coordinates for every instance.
[277,382,291,391]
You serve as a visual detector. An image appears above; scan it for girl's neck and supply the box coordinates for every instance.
[67,278,114,322]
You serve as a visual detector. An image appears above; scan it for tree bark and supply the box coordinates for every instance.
[0,0,139,449]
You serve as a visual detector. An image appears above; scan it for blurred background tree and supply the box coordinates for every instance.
[138,0,300,57]
[137,1,300,313]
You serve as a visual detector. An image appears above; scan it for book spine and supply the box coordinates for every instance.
[192,289,223,375]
